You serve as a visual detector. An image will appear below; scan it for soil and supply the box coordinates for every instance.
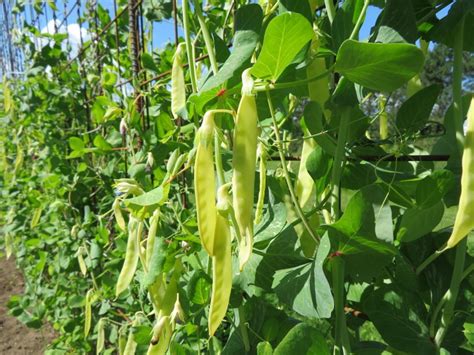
[0,257,56,354]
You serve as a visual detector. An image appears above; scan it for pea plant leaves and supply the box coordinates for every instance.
[335,40,425,91]
[251,12,314,81]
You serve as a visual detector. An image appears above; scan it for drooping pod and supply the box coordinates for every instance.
[171,43,187,120]
[209,185,233,337]
[194,111,218,256]
[254,142,267,225]
[445,96,474,249]
[232,69,258,270]
[116,217,142,297]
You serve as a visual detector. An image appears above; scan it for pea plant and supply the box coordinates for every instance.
[1,0,474,354]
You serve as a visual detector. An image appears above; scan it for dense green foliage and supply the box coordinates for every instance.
[1,0,474,354]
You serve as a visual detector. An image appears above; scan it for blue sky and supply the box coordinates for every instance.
[28,2,451,50]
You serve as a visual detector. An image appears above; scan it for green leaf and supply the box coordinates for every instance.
[272,233,334,319]
[306,145,332,181]
[426,0,474,51]
[141,53,159,73]
[257,341,273,355]
[93,135,112,151]
[302,101,336,156]
[273,323,330,355]
[376,0,418,43]
[187,270,211,305]
[124,184,169,218]
[362,285,436,355]
[335,40,424,91]
[200,4,263,92]
[396,84,441,132]
[397,201,444,242]
[329,184,397,281]
[69,137,85,151]
[251,12,314,81]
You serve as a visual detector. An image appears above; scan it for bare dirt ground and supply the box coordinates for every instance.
[0,257,56,354]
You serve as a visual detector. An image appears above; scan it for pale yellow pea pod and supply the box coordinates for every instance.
[113,199,126,231]
[209,212,232,337]
[232,70,258,270]
[84,289,94,337]
[171,43,187,120]
[147,315,172,355]
[445,96,474,249]
[194,111,218,256]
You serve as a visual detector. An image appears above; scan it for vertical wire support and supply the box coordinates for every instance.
[76,0,91,132]
[128,0,145,136]
[92,0,102,95]
[139,2,150,130]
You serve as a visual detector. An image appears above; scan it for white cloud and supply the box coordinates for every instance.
[38,19,90,57]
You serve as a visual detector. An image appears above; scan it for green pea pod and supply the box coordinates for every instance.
[147,316,172,355]
[96,318,106,354]
[171,43,187,120]
[194,111,217,256]
[123,327,137,355]
[445,97,474,249]
[116,218,142,297]
[76,246,87,276]
[209,212,232,337]
[118,326,127,355]
[84,289,94,337]
[113,198,126,231]
[146,209,161,267]
[233,69,258,270]
[254,142,267,225]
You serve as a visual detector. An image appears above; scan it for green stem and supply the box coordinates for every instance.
[238,307,250,352]
[332,256,351,355]
[182,0,198,93]
[435,21,466,348]
[324,0,336,24]
[331,108,350,220]
[254,65,334,92]
[349,0,370,40]
[435,239,467,347]
[416,249,443,275]
[266,90,319,244]
[193,0,219,75]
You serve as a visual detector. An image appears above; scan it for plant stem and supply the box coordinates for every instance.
[435,239,467,346]
[238,307,250,352]
[331,108,350,220]
[324,0,336,24]
[416,249,443,275]
[435,20,466,348]
[266,90,319,243]
[332,256,351,355]
[254,65,334,92]
[349,0,370,40]
[193,0,219,75]
[182,0,198,93]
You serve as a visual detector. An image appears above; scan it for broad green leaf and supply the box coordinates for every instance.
[187,270,211,305]
[272,233,334,319]
[335,40,424,92]
[69,137,85,151]
[397,201,444,242]
[306,145,332,181]
[396,84,441,132]
[376,0,418,43]
[93,135,112,151]
[426,0,474,51]
[125,184,170,218]
[141,52,159,73]
[302,101,336,156]
[329,184,397,281]
[200,4,263,92]
[362,285,436,355]
[273,323,330,355]
[251,12,313,81]
[257,341,273,355]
